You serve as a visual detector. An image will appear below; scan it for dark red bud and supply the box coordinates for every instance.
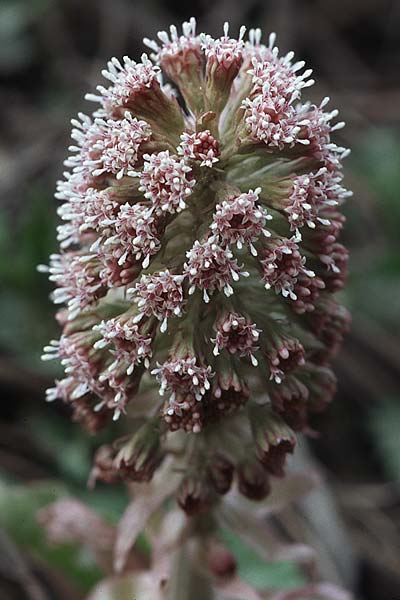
[177,476,213,516]
[238,460,270,500]
[209,454,234,495]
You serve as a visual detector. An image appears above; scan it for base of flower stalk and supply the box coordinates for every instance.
[167,547,215,600]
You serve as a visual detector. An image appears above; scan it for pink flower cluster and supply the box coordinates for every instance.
[210,188,272,255]
[42,18,351,505]
[201,23,246,71]
[133,150,195,214]
[178,130,220,167]
[129,270,185,332]
[212,312,260,366]
[260,234,315,301]
[85,54,160,115]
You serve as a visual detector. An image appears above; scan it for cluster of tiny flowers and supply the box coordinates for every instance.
[178,130,220,167]
[42,18,351,510]
[133,151,195,214]
[212,311,260,366]
[210,188,272,255]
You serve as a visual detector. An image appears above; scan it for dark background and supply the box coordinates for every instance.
[0,1,399,599]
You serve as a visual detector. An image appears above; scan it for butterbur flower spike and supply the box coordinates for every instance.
[41,17,352,597]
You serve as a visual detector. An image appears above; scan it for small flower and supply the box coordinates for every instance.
[240,55,315,151]
[178,130,220,167]
[85,54,161,115]
[205,361,250,418]
[107,203,163,268]
[42,332,103,399]
[153,353,212,402]
[212,311,260,366]
[202,23,246,114]
[211,188,272,255]
[260,235,314,301]
[202,22,245,71]
[309,300,351,361]
[93,314,153,372]
[68,112,152,181]
[144,19,202,90]
[114,419,164,482]
[57,187,123,250]
[319,242,349,292]
[55,167,94,202]
[184,238,249,303]
[128,270,185,332]
[97,360,143,421]
[292,272,326,314]
[96,245,141,288]
[265,335,305,384]
[133,150,195,214]
[86,53,186,137]
[92,421,164,484]
[296,96,348,168]
[92,113,152,179]
[283,170,330,231]
[161,393,204,433]
[276,168,352,234]
[306,363,337,413]
[248,54,314,104]
[38,253,105,319]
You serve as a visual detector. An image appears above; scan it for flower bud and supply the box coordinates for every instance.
[177,475,214,516]
[204,356,250,420]
[114,419,164,482]
[306,364,337,413]
[144,19,204,114]
[265,333,305,384]
[269,376,310,432]
[237,458,271,501]
[250,406,296,477]
[91,419,163,485]
[208,454,234,495]
[308,300,351,363]
[202,23,246,115]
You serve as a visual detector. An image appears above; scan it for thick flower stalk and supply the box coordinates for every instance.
[40,18,352,598]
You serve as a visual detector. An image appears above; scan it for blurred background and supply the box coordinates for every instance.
[0,0,399,598]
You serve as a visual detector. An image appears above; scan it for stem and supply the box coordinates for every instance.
[166,547,215,600]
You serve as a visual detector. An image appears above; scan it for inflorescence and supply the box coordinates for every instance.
[41,18,351,512]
